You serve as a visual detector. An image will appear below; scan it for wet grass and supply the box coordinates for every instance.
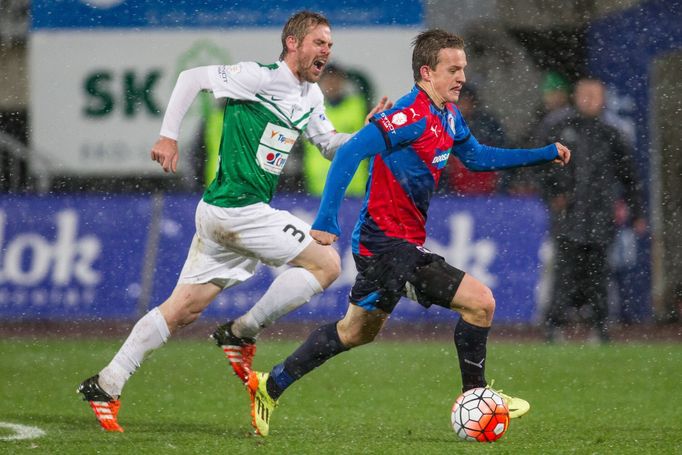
[1,338,681,454]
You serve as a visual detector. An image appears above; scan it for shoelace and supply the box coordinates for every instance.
[486,379,512,402]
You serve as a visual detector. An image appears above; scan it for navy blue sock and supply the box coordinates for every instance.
[267,322,349,400]
[454,318,490,392]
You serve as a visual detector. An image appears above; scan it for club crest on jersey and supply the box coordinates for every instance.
[448,114,456,135]
[391,112,407,126]
[431,149,450,169]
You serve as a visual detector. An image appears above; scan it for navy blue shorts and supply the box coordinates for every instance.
[350,242,465,313]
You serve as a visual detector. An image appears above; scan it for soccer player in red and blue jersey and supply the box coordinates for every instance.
[246,29,571,436]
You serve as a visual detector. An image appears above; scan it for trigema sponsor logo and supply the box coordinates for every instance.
[260,122,299,153]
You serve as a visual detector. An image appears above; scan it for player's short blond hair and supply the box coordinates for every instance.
[280,11,330,60]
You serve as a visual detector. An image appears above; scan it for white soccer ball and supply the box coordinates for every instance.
[451,387,509,442]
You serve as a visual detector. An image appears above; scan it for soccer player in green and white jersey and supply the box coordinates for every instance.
[77,11,391,432]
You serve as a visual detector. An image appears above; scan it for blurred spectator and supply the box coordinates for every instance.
[537,78,646,343]
[608,199,650,324]
[532,72,573,144]
[195,99,226,190]
[442,84,506,195]
[302,63,369,196]
[500,71,572,195]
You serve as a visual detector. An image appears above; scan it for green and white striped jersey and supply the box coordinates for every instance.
[201,61,334,207]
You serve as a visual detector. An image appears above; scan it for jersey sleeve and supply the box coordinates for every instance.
[451,102,558,171]
[304,84,336,138]
[311,124,387,236]
[371,107,426,150]
[206,62,264,100]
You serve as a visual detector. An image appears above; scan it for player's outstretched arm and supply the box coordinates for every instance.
[152,67,215,172]
[454,134,567,171]
[310,96,393,161]
[311,124,385,239]
[151,136,179,173]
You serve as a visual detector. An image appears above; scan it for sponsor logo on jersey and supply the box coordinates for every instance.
[226,64,241,74]
[260,122,299,153]
[217,64,241,83]
[431,149,450,169]
[256,123,299,175]
[270,130,297,146]
[430,124,441,137]
[217,66,229,83]
[409,108,420,119]
[256,145,289,175]
[391,112,407,125]
[448,114,456,135]
[378,112,395,134]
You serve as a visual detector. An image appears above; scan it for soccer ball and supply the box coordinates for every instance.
[450,387,509,442]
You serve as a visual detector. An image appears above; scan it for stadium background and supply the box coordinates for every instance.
[1,1,682,451]
[1,0,680,328]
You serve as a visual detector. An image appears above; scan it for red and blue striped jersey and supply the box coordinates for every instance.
[311,85,557,257]
[351,86,470,256]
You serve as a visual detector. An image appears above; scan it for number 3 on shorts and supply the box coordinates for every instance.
[283,224,306,243]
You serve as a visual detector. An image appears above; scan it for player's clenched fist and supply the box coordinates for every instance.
[151,136,179,173]
[553,142,571,166]
[311,229,337,245]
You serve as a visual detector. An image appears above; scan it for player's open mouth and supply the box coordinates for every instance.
[313,59,326,70]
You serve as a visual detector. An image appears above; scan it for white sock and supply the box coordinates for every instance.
[98,307,170,397]
[233,268,323,338]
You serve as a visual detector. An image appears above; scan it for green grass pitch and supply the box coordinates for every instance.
[1,337,681,454]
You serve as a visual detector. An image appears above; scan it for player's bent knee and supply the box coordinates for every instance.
[312,247,341,286]
[337,320,381,348]
[340,329,377,348]
[324,249,342,280]
[454,284,496,326]
[475,287,496,322]
[162,304,201,330]
[160,287,215,331]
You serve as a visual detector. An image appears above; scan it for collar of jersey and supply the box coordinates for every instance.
[414,85,450,114]
[278,60,306,88]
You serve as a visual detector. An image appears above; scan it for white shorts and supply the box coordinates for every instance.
[178,200,312,289]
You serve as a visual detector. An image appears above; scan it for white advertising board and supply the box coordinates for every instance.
[29,29,415,176]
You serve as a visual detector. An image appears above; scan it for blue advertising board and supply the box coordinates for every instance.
[32,0,424,29]
[0,195,153,320]
[0,194,548,323]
